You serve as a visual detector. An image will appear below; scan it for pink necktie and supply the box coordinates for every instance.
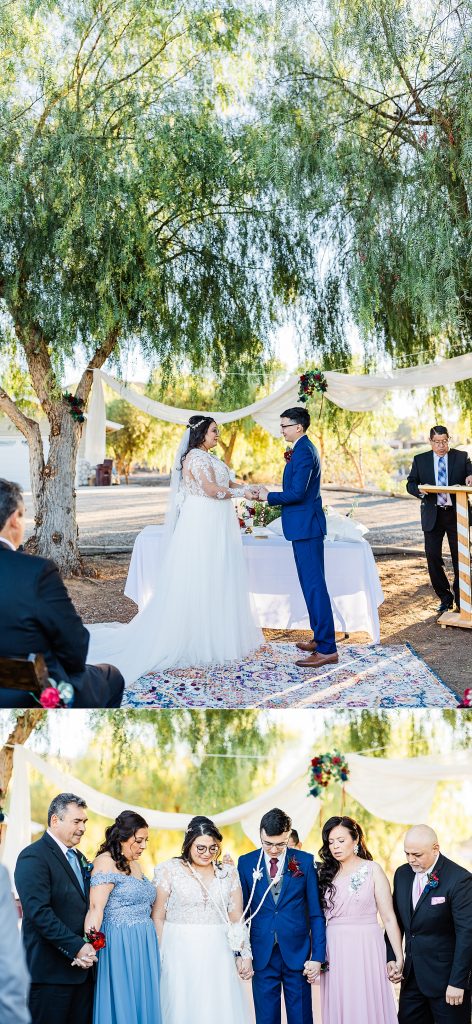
[413,872,424,908]
[270,857,278,879]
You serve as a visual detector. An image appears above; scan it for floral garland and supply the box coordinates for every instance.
[64,392,85,423]
[308,750,349,798]
[298,369,328,404]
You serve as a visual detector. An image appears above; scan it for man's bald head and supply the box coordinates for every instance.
[404,825,440,872]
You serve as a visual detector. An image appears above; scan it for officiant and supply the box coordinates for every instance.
[406,426,472,613]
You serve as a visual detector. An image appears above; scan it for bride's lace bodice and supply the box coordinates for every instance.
[182,450,244,500]
[154,859,241,925]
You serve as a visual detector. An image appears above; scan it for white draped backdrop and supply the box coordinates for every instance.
[3,745,472,879]
[85,354,472,465]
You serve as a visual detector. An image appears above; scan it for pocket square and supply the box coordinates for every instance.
[431,896,446,905]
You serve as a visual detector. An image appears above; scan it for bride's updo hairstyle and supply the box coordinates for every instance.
[318,815,373,910]
[180,416,216,470]
[96,810,148,875]
[180,815,223,868]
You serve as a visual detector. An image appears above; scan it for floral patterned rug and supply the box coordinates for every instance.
[123,642,457,709]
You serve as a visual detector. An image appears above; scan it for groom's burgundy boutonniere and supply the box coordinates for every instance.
[424,871,439,894]
[283,446,293,463]
[287,856,304,878]
[85,928,106,951]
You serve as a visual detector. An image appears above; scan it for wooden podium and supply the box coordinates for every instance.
[421,484,472,629]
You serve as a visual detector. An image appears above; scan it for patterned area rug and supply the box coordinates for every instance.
[123,642,457,708]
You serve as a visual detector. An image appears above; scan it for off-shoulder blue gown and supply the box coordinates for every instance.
[91,872,161,1024]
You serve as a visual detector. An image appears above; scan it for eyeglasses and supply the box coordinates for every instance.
[194,844,220,855]
[280,422,297,429]
[431,439,449,445]
[261,839,288,851]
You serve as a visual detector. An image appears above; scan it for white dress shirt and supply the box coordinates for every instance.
[412,854,440,908]
[433,452,452,506]
[0,537,15,551]
[264,848,286,879]
[46,829,72,859]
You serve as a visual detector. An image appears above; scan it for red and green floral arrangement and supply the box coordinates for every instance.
[64,392,86,423]
[308,750,349,798]
[297,369,328,403]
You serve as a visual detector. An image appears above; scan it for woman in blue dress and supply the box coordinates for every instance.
[84,810,161,1024]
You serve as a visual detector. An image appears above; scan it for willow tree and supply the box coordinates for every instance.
[273,0,472,398]
[0,0,304,573]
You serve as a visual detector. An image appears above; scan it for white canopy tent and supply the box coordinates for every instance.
[84,354,472,466]
[3,744,471,879]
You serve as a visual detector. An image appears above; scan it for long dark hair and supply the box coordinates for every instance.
[179,815,223,869]
[96,810,148,875]
[318,816,373,910]
[180,416,215,470]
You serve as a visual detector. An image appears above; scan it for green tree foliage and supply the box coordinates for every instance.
[273,0,472,408]
[0,0,307,569]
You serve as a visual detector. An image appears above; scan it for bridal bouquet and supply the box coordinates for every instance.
[235,498,281,531]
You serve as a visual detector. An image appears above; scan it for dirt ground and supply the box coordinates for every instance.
[66,552,471,700]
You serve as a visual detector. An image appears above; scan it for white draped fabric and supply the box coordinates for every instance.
[85,354,472,464]
[3,746,472,880]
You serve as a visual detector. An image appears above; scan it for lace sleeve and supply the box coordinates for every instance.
[227,867,252,960]
[185,451,242,500]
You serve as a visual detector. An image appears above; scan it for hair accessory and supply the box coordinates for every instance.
[187,419,206,430]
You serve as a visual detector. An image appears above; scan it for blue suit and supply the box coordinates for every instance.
[267,433,336,654]
[238,848,326,1024]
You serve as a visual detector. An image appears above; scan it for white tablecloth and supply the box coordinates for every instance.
[125,526,383,642]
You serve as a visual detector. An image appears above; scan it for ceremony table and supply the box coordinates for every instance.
[125,525,384,642]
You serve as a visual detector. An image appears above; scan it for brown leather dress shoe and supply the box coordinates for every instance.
[295,651,339,668]
[295,639,317,652]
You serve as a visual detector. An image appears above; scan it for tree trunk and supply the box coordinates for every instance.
[219,429,238,466]
[28,404,83,575]
[0,711,44,804]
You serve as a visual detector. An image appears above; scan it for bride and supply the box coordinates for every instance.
[87,416,263,683]
[152,816,252,1024]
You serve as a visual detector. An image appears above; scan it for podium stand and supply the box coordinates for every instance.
[421,484,472,629]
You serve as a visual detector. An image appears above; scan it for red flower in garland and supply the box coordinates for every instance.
[287,856,304,878]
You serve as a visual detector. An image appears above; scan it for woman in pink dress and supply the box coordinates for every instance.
[319,816,403,1024]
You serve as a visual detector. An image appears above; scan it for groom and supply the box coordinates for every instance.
[257,407,338,667]
[238,807,326,1024]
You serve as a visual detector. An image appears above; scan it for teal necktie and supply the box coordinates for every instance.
[66,848,85,893]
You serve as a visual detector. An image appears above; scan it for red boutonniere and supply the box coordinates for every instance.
[424,871,439,894]
[287,856,304,878]
[458,688,471,707]
[85,928,106,950]
[284,447,293,463]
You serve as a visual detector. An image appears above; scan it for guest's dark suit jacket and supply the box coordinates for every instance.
[0,541,89,682]
[14,832,91,986]
[406,449,472,532]
[386,854,472,999]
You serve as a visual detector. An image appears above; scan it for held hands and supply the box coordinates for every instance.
[71,942,98,969]
[303,960,321,984]
[236,957,254,981]
[465,475,472,486]
[446,986,464,1006]
[243,486,269,502]
[386,960,404,984]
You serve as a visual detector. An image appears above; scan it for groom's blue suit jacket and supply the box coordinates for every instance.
[266,434,326,541]
[238,848,326,971]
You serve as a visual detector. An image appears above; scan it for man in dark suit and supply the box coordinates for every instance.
[406,426,472,612]
[257,407,338,669]
[386,824,472,1024]
[0,478,124,707]
[238,807,326,1024]
[0,864,31,1024]
[15,793,97,1024]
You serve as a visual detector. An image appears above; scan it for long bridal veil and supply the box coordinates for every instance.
[161,427,190,548]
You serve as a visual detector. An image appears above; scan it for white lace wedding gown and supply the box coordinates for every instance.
[87,449,263,683]
[154,859,252,1024]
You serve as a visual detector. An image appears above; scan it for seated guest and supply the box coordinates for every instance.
[0,864,31,1024]
[406,426,472,612]
[0,479,124,708]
